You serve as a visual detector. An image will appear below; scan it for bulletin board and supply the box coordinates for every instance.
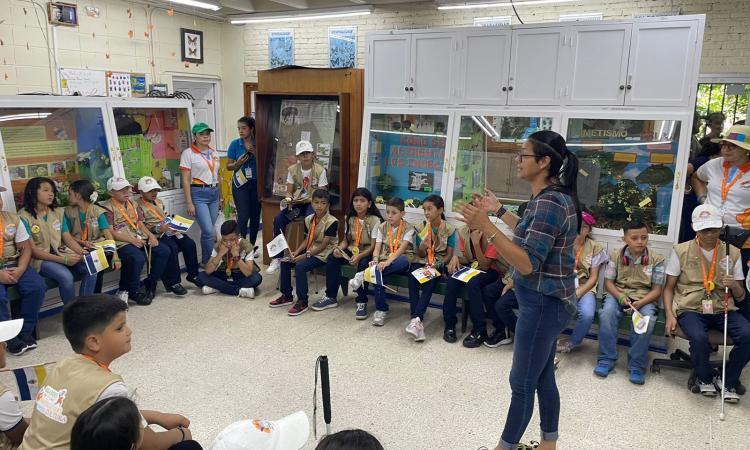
[59,68,107,96]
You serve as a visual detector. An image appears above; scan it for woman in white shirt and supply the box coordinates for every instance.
[179,122,221,265]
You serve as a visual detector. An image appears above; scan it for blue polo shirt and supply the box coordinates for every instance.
[227,138,258,182]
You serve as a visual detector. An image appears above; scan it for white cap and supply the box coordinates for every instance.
[107,176,132,192]
[0,319,22,342]
[692,204,723,232]
[295,140,314,156]
[209,411,309,450]
[137,176,162,193]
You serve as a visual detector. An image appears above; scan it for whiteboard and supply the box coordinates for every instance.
[59,68,107,96]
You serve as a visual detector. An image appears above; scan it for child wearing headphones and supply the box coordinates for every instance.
[594,220,665,385]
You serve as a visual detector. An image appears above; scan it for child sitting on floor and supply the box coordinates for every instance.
[197,219,261,298]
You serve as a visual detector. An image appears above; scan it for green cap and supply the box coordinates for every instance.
[192,122,214,134]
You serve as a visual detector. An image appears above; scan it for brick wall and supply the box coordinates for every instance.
[241,0,750,81]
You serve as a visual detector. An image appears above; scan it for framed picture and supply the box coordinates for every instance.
[48,2,78,27]
[180,28,204,64]
[269,30,294,68]
[328,26,357,68]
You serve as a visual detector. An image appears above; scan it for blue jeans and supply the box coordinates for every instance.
[142,242,172,288]
[160,235,200,281]
[737,248,750,322]
[190,186,220,264]
[0,266,46,337]
[39,260,96,304]
[443,269,500,332]
[500,283,572,449]
[325,253,371,302]
[569,292,597,346]
[596,294,657,371]
[273,204,313,237]
[117,245,146,295]
[677,311,750,388]
[373,256,410,312]
[232,181,261,245]
[407,263,441,320]
[493,286,519,333]
[279,257,326,304]
[197,270,262,296]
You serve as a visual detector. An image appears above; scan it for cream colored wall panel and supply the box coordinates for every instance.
[10,4,40,27]
[78,36,109,54]
[108,37,137,56]
[58,49,83,68]
[0,85,18,95]
[15,66,52,87]
[134,41,151,58]
[13,45,49,67]
[56,29,80,51]
[77,15,109,36]
[0,43,15,66]
[79,52,109,70]
[12,26,48,48]
[107,54,139,73]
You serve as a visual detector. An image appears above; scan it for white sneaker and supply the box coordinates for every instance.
[698,380,717,396]
[723,388,740,403]
[349,272,364,291]
[116,290,129,303]
[406,317,420,338]
[372,310,387,326]
[415,319,426,342]
[202,286,219,295]
[266,258,281,274]
[238,287,255,299]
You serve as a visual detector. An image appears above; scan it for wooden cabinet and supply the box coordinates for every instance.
[507,27,566,106]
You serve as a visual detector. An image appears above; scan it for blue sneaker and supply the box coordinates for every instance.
[629,369,645,385]
[593,361,614,378]
[355,303,368,319]
[311,297,339,311]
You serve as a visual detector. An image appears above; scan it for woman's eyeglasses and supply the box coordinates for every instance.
[515,152,536,160]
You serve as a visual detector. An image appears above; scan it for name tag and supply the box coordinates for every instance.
[244,167,253,179]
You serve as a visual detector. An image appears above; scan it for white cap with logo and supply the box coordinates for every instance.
[137,176,162,193]
[692,204,724,232]
[0,319,22,343]
[209,411,309,450]
[107,176,132,192]
[295,140,314,156]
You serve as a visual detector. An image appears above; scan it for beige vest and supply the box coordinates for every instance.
[289,162,325,198]
[19,355,123,450]
[376,221,415,262]
[138,198,167,234]
[19,208,73,271]
[673,240,740,315]
[0,381,15,450]
[0,212,21,266]
[212,238,259,274]
[576,238,605,294]
[64,204,108,242]
[609,247,665,300]
[305,213,338,262]
[456,225,508,273]
[99,199,144,248]
[413,220,456,265]
[346,215,381,253]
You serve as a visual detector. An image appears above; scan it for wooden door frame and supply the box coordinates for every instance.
[243,82,258,116]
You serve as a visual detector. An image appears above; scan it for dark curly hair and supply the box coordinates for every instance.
[22,177,59,218]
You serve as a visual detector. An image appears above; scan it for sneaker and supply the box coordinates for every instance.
[266,258,281,274]
[355,303,368,319]
[415,319,426,342]
[406,318,420,338]
[515,441,540,449]
[698,379,717,396]
[130,291,152,306]
[169,284,188,296]
[288,301,308,316]
[238,287,255,299]
[723,388,741,403]
[484,329,512,348]
[311,297,339,311]
[202,286,219,295]
[186,275,202,287]
[372,310,387,326]
[116,290,129,303]
[144,280,157,301]
[629,369,645,385]
[463,330,487,348]
[348,272,364,291]
[736,381,746,396]
[556,338,574,353]
[593,361,614,378]
[6,337,30,356]
[20,334,37,350]
[269,295,293,308]
[443,328,457,343]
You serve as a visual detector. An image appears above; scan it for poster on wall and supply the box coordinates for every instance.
[107,72,132,97]
[328,26,356,68]
[269,30,294,68]
[272,99,337,196]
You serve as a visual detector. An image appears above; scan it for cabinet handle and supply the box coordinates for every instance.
[409,86,414,91]
[508,86,513,91]
[619,85,625,90]
[502,86,507,92]
[405,87,409,91]
[626,85,632,90]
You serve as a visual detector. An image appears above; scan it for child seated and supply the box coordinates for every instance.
[100,177,171,305]
[556,211,608,353]
[407,195,456,342]
[267,141,328,274]
[20,295,197,450]
[664,205,750,401]
[269,189,338,316]
[312,188,382,318]
[0,318,29,446]
[0,188,46,355]
[595,221,665,385]
[197,219,261,298]
[316,429,383,450]
[138,176,199,292]
[486,272,517,347]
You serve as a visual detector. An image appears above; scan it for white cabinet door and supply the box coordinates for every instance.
[566,24,632,105]
[459,30,512,105]
[507,28,566,106]
[625,21,698,107]
[410,32,456,104]
[367,35,411,103]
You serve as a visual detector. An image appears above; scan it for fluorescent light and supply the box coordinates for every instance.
[370,129,445,138]
[0,113,52,122]
[439,0,576,11]
[567,141,674,147]
[230,7,372,24]
[169,0,221,11]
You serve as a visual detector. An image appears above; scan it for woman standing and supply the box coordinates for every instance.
[458,131,580,450]
[180,122,221,265]
[226,117,260,246]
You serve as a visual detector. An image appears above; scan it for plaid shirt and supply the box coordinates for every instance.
[511,189,578,307]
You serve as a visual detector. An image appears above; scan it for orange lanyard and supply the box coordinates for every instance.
[0,215,4,258]
[306,216,318,249]
[353,217,364,248]
[696,237,719,294]
[81,354,111,372]
[192,145,216,181]
[721,161,750,204]
[387,221,404,255]
[427,221,442,266]
[113,199,138,232]
[226,255,235,276]
[139,199,165,221]
[575,246,583,271]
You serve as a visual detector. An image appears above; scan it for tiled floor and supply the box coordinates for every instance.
[5,276,748,450]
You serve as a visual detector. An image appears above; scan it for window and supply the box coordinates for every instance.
[365,113,449,208]
[566,118,682,235]
[0,107,112,208]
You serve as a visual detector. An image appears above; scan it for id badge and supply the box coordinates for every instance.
[244,167,253,179]
[702,298,714,315]
[351,247,359,256]
[574,277,580,289]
